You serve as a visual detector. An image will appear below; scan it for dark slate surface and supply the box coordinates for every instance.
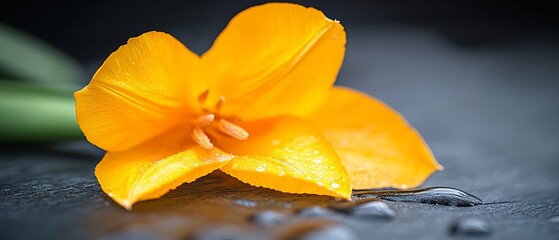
[1,24,559,239]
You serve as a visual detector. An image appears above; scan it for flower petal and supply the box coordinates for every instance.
[95,126,234,210]
[201,3,345,120]
[75,31,203,152]
[308,87,443,189]
[216,117,351,200]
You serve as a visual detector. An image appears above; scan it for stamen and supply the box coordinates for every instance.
[191,127,213,150]
[215,96,225,111]
[217,119,249,140]
[198,89,209,103]
[193,113,215,128]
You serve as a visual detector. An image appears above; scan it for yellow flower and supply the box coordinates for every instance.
[75,3,442,210]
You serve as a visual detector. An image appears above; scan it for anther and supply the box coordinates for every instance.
[193,113,215,128]
[217,119,249,140]
[198,89,209,103]
[191,127,213,150]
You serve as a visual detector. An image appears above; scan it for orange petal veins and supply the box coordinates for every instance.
[216,117,351,200]
[95,126,234,209]
[201,3,346,120]
[308,87,443,189]
[75,31,203,152]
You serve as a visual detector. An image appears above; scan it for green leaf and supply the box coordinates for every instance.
[0,23,85,86]
[0,80,83,142]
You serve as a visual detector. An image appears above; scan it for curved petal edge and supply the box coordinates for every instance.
[215,116,352,200]
[309,87,443,190]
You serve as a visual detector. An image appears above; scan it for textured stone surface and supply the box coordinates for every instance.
[1,24,559,240]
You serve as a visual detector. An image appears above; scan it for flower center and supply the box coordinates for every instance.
[191,90,249,150]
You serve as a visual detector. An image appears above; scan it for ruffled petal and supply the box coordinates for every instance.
[308,87,443,189]
[75,31,203,152]
[95,126,233,209]
[216,117,351,200]
[201,3,345,120]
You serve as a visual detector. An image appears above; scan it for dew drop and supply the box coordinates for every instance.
[256,165,265,172]
[450,217,492,236]
[329,198,394,219]
[296,206,332,218]
[313,159,323,164]
[331,183,341,189]
[353,187,482,207]
[248,210,287,227]
[235,199,257,208]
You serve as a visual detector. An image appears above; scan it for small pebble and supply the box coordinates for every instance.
[298,225,361,240]
[296,206,332,218]
[450,217,492,236]
[329,198,395,219]
[248,210,287,227]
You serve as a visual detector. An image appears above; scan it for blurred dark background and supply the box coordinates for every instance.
[1,0,557,66]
